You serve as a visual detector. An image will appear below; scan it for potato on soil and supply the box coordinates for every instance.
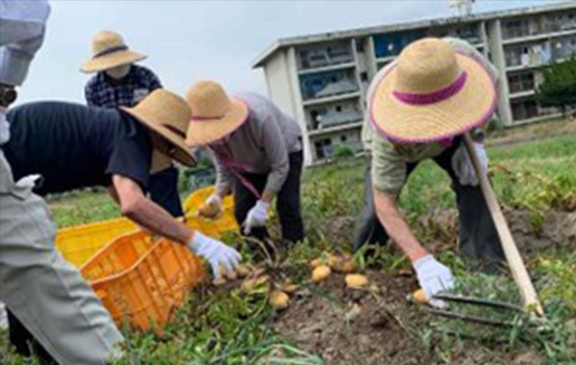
[212,277,227,287]
[282,284,299,294]
[345,274,369,289]
[219,265,237,280]
[241,276,269,293]
[311,265,331,283]
[328,254,357,273]
[269,290,290,310]
[310,258,322,268]
[410,289,428,304]
[236,264,251,278]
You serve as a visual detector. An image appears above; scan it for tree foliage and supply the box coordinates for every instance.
[536,57,576,116]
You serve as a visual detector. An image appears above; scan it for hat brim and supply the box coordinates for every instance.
[370,53,497,143]
[120,107,196,167]
[185,98,249,148]
[81,51,147,73]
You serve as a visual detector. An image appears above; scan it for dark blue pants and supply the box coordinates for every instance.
[234,151,305,245]
[353,141,504,264]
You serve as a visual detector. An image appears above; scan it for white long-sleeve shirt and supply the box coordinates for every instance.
[0,0,50,145]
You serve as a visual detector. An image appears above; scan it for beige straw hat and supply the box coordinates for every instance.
[370,38,496,143]
[121,89,196,167]
[81,31,147,73]
[185,81,249,148]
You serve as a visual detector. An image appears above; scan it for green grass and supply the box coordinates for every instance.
[2,133,575,364]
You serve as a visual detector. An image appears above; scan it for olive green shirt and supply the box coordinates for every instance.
[369,38,499,195]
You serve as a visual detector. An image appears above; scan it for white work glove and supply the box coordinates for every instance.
[452,142,488,186]
[413,255,456,308]
[197,195,223,219]
[243,200,269,235]
[187,232,241,279]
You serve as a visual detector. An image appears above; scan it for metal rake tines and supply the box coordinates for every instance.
[426,294,525,328]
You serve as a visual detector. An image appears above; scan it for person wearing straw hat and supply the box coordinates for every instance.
[81,30,185,218]
[360,38,504,306]
[186,81,305,248]
[2,89,241,364]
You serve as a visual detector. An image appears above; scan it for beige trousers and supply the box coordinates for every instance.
[0,150,123,364]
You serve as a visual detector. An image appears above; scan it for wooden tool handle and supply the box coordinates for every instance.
[463,134,544,316]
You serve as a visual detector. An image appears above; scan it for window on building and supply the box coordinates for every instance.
[360,72,369,82]
[341,135,348,143]
[508,72,535,94]
[511,99,539,122]
[314,138,333,160]
[356,40,364,53]
[336,105,342,112]
[503,18,530,39]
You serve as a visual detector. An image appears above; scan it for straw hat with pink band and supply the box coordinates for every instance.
[370,38,497,143]
[185,81,264,200]
[81,31,147,73]
[185,81,249,148]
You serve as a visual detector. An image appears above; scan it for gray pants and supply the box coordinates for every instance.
[0,150,123,364]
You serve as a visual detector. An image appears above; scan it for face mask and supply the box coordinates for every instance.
[105,64,131,79]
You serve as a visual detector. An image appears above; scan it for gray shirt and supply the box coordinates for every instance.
[214,92,302,196]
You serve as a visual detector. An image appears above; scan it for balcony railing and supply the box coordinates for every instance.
[299,48,354,70]
[505,44,552,68]
[300,74,360,101]
[503,15,576,40]
[313,110,362,130]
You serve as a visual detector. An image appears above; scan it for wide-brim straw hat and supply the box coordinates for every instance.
[370,38,496,143]
[81,30,147,73]
[121,89,196,167]
[185,80,249,148]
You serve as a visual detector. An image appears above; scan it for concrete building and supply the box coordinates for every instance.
[252,2,576,165]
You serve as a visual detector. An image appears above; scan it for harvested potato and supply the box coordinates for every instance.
[212,277,227,287]
[236,264,251,278]
[241,276,269,293]
[269,290,290,310]
[282,284,299,294]
[412,289,428,304]
[345,274,369,289]
[198,201,220,219]
[328,254,357,273]
[311,265,331,283]
[310,258,322,268]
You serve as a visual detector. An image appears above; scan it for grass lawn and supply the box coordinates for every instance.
[1,133,575,364]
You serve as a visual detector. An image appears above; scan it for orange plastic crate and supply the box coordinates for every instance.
[80,231,205,333]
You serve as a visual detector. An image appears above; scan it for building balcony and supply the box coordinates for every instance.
[509,89,536,99]
[298,61,356,75]
[298,44,355,71]
[302,91,361,107]
[502,28,576,46]
[308,120,363,137]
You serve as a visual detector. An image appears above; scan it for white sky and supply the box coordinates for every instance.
[19,0,564,105]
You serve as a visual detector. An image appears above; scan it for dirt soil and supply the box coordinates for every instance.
[417,209,576,252]
[270,209,574,364]
[272,270,545,365]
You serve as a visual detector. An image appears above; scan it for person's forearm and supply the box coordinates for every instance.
[373,190,429,263]
[261,189,276,204]
[124,197,193,245]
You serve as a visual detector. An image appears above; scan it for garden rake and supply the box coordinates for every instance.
[426,133,545,327]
